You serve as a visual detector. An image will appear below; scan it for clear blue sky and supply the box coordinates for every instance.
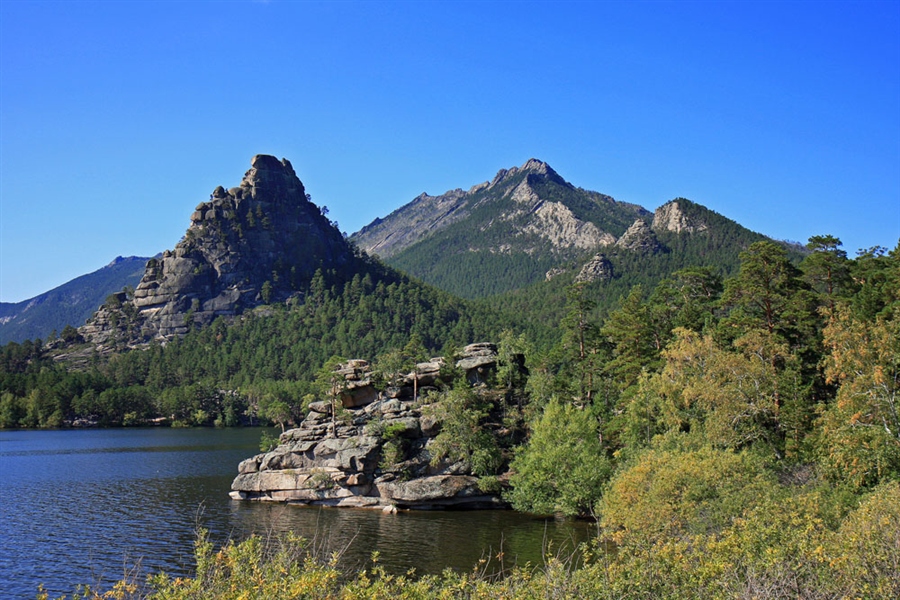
[1,0,898,303]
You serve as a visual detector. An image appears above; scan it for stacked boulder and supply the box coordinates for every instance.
[230,343,508,510]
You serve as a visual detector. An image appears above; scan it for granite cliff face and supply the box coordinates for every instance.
[82,155,354,346]
[616,219,663,253]
[231,343,510,510]
[652,199,710,235]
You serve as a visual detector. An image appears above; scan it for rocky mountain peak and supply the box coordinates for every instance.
[652,199,709,234]
[616,219,662,253]
[521,157,552,174]
[81,155,353,347]
[481,158,564,192]
[239,155,303,200]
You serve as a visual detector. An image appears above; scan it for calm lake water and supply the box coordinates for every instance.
[0,428,592,599]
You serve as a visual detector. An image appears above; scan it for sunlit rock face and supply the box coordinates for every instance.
[652,200,709,235]
[352,158,643,260]
[615,219,662,254]
[81,155,354,346]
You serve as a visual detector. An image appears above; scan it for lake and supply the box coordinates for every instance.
[0,427,593,599]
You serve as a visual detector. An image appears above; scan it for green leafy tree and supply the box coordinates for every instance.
[719,241,812,342]
[507,399,610,517]
[428,384,503,477]
[648,266,723,334]
[719,241,820,434]
[849,244,900,321]
[599,443,776,548]
[601,285,658,391]
[559,283,604,406]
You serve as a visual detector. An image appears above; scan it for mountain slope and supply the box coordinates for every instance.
[80,155,362,348]
[351,159,650,298]
[479,198,801,349]
[0,256,149,344]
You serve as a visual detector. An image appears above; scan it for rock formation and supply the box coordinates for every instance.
[352,158,645,259]
[574,254,614,283]
[231,343,511,510]
[615,219,663,253]
[81,155,354,346]
[652,199,709,235]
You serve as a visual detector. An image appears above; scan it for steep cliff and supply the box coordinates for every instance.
[81,155,355,346]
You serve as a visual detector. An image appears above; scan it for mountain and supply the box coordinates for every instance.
[0,256,149,345]
[81,155,361,348]
[351,159,777,300]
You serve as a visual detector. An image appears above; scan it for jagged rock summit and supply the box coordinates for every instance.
[350,158,650,298]
[652,199,710,234]
[81,155,354,346]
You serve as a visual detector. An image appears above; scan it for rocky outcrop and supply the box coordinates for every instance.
[518,194,617,251]
[575,254,614,283]
[230,343,510,510]
[615,219,663,254]
[81,155,354,347]
[652,199,708,234]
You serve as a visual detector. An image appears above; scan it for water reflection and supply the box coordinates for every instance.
[0,428,593,599]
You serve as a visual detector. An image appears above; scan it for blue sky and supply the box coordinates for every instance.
[1,0,898,303]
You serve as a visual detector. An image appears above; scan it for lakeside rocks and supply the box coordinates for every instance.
[230,343,510,510]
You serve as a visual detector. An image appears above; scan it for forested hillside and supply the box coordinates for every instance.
[0,260,509,428]
[480,199,805,349]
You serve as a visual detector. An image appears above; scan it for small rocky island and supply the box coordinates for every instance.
[231,343,516,510]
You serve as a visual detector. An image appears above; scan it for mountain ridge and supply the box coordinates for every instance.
[352,159,778,300]
[6,156,801,345]
[0,256,150,344]
[353,158,649,261]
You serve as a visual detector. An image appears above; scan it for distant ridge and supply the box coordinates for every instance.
[0,256,150,344]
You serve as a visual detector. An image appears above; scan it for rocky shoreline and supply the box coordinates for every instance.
[230,343,510,510]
